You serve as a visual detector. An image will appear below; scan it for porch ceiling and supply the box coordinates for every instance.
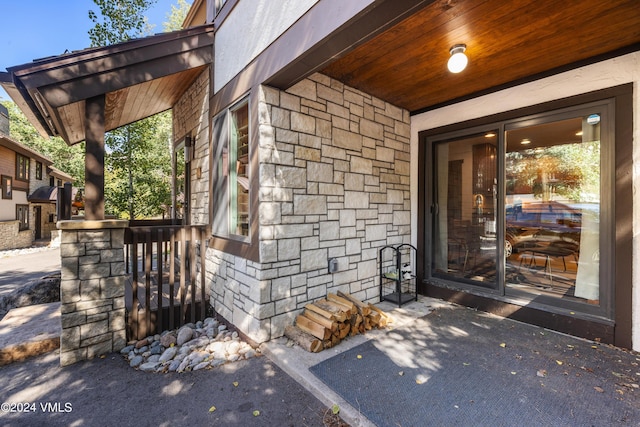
[1,25,214,145]
[320,0,640,113]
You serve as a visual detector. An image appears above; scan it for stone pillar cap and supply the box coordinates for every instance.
[57,219,129,230]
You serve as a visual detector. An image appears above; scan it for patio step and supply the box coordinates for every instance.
[0,302,60,366]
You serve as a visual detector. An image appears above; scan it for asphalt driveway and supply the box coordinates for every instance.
[0,248,60,299]
[0,351,333,427]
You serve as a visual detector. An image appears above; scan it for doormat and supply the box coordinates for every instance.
[309,307,639,427]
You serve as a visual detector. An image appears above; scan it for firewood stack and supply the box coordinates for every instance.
[284,291,391,353]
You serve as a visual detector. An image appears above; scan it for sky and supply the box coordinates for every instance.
[0,0,182,101]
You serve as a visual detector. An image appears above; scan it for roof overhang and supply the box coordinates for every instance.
[267,0,640,114]
[28,185,58,203]
[0,134,53,165]
[1,24,214,145]
[48,166,74,183]
[28,185,79,203]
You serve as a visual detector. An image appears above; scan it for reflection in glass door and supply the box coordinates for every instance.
[432,132,498,289]
[505,115,600,304]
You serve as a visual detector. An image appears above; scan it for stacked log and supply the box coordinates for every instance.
[283,292,392,353]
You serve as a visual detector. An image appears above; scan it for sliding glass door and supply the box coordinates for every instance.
[504,111,603,305]
[431,131,499,290]
[427,101,612,315]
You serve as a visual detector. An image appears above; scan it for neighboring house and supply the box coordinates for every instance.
[0,104,73,250]
[1,0,639,353]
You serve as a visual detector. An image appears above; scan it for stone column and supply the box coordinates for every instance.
[57,220,128,366]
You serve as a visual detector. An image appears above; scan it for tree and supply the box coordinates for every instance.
[88,0,157,47]
[105,112,172,218]
[163,0,191,32]
[1,100,85,186]
[89,0,179,219]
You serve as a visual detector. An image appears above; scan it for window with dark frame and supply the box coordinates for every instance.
[211,97,250,240]
[215,0,227,14]
[419,89,626,324]
[16,153,29,181]
[36,161,42,180]
[1,175,12,199]
[230,100,250,237]
[16,204,29,230]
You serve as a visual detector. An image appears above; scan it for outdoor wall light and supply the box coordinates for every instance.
[447,44,468,73]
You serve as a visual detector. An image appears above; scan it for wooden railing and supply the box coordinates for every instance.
[124,220,208,340]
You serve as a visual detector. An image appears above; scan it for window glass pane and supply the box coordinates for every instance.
[1,175,11,199]
[505,114,600,304]
[230,101,249,237]
[432,132,498,289]
[211,97,250,240]
[212,113,229,236]
[216,0,227,14]
[175,147,186,219]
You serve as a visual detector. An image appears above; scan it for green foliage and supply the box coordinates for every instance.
[1,101,85,186]
[89,0,185,219]
[88,0,157,47]
[104,113,172,219]
[506,141,600,202]
[163,0,191,32]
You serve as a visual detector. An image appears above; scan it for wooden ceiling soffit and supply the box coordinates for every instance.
[49,66,207,145]
[319,0,640,113]
[265,0,435,90]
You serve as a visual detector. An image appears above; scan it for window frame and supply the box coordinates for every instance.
[422,100,613,317]
[215,0,227,15]
[501,103,614,316]
[15,153,30,182]
[16,204,29,231]
[1,175,12,199]
[417,84,633,347]
[35,161,43,180]
[229,98,250,239]
[210,96,252,243]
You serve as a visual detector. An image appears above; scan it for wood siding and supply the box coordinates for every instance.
[0,145,15,178]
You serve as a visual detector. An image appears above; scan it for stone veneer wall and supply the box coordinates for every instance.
[0,220,33,250]
[58,220,127,366]
[205,73,411,343]
[173,69,210,225]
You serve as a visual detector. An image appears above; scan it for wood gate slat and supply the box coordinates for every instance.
[145,231,152,337]
[200,228,206,319]
[179,227,186,326]
[190,226,197,324]
[131,232,139,339]
[169,227,175,330]
[156,228,163,335]
[125,223,207,340]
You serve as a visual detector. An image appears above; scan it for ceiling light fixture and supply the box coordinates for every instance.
[447,44,468,73]
[521,139,531,145]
